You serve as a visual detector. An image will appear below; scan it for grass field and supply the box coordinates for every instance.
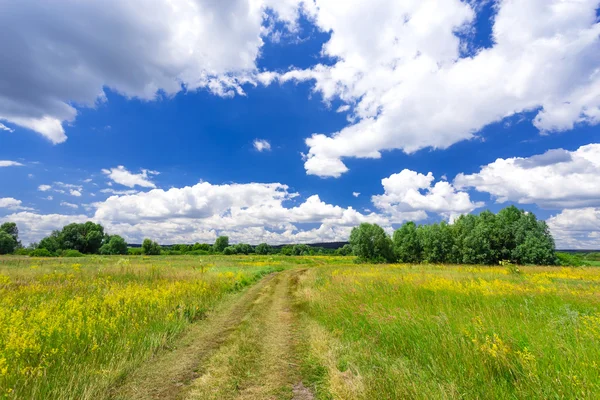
[1,255,599,399]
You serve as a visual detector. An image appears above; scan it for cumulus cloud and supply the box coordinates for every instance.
[0,0,305,143]
[99,188,139,196]
[455,144,600,208]
[102,166,158,188]
[373,169,484,222]
[0,198,32,211]
[271,0,600,177]
[0,212,89,244]
[547,208,600,249]
[352,192,360,197]
[0,160,23,167]
[253,139,272,152]
[2,168,484,244]
[60,201,79,209]
[38,185,52,192]
[70,189,82,197]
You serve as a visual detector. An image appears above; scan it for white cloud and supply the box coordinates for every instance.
[60,202,79,209]
[2,168,483,244]
[100,188,139,196]
[38,185,52,192]
[0,123,13,133]
[45,196,53,201]
[83,178,93,183]
[271,0,600,177]
[70,189,82,197]
[0,160,23,167]
[373,169,484,222]
[0,0,304,143]
[336,105,350,113]
[352,192,360,197]
[0,198,32,210]
[102,166,158,188]
[253,139,272,152]
[455,144,600,208]
[547,208,600,249]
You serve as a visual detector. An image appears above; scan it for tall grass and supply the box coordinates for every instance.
[296,264,600,399]
[0,256,279,399]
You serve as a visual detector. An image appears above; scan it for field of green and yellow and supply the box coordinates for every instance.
[1,255,599,399]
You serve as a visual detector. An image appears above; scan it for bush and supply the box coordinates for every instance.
[62,250,84,258]
[186,250,210,256]
[14,248,31,256]
[30,248,54,257]
[214,236,229,253]
[128,247,143,256]
[222,246,236,255]
[556,252,590,267]
[255,243,272,255]
[100,235,128,255]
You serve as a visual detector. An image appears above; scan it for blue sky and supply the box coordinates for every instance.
[1,0,600,248]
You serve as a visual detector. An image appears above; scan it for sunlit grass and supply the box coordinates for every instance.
[296,263,600,399]
[0,255,280,399]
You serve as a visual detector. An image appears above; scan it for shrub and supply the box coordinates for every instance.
[29,248,54,257]
[222,246,236,255]
[128,247,143,256]
[62,250,84,258]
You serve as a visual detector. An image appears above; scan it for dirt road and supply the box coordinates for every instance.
[112,270,313,400]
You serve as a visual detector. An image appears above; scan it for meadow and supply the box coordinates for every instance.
[0,255,280,399]
[0,255,599,399]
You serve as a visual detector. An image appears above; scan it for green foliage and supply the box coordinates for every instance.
[389,206,557,266]
[292,244,311,256]
[29,248,54,257]
[280,245,294,256]
[59,222,105,254]
[142,239,161,255]
[222,246,236,255]
[214,236,229,253]
[0,222,19,243]
[128,247,143,256]
[255,243,272,255]
[61,249,84,257]
[392,222,421,263]
[100,235,128,255]
[233,243,254,255]
[0,231,17,255]
[350,223,396,263]
[336,244,353,256]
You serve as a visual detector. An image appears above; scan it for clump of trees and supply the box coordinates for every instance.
[31,222,128,256]
[350,206,557,265]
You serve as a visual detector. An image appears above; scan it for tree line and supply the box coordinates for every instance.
[0,206,566,265]
[0,221,352,257]
[350,206,557,265]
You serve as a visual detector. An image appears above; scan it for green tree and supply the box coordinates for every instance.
[336,244,353,256]
[142,239,161,255]
[255,243,271,255]
[214,236,229,253]
[222,246,236,255]
[0,231,17,255]
[0,222,19,245]
[513,218,556,265]
[462,211,501,265]
[59,222,106,254]
[233,243,254,255]
[392,222,422,263]
[38,231,61,254]
[350,223,396,263]
[100,235,128,255]
[418,222,454,263]
[292,244,311,256]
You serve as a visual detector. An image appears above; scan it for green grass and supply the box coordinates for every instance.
[295,263,600,399]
